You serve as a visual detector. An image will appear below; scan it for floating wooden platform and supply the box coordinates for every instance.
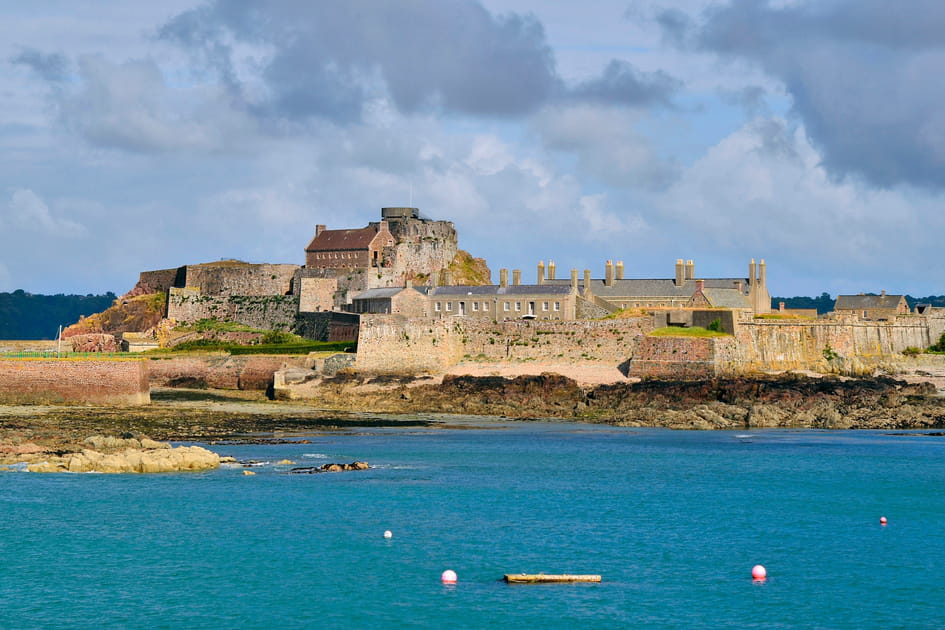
[503,573,602,584]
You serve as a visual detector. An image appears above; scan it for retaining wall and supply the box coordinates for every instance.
[0,359,150,405]
[148,355,310,390]
[168,291,299,330]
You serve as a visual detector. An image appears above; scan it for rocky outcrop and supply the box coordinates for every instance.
[280,371,945,430]
[68,333,119,353]
[288,461,369,474]
[13,435,220,473]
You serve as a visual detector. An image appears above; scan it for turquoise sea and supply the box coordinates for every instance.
[2,422,944,629]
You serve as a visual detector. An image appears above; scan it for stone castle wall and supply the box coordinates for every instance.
[136,268,184,295]
[0,359,149,404]
[356,316,653,374]
[184,264,299,297]
[168,289,299,330]
[355,311,945,378]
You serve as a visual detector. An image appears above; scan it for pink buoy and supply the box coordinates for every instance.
[880,516,887,525]
[441,569,458,584]
[751,565,767,580]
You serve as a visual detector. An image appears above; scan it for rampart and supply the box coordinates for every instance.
[0,359,149,405]
[184,263,298,297]
[295,312,360,342]
[168,289,299,330]
[355,312,945,379]
[356,316,653,374]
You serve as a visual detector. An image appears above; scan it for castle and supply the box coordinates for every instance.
[130,206,775,336]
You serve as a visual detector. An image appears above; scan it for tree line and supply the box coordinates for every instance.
[0,290,116,340]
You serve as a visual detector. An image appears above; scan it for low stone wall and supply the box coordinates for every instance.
[148,355,309,390]
[0,359,149,405]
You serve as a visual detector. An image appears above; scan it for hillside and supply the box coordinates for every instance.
[62,292,167,338]
[447,250,491,285]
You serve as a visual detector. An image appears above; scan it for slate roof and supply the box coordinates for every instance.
[544,277,749,298]
[701,288,751,309]
[835,294,905,310]
[305,226,378,252]
[352,288,404,300]
[429,284,573,296]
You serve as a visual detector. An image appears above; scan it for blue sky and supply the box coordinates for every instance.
[2,0,944,297]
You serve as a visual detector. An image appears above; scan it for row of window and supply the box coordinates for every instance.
[310,251,363,260]
[434,301,561,312]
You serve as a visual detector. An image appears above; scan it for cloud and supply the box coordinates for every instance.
[5,189,85,235]
[534,104,679,190]
[159,0,677,122]
[10,48,69,82]
[653,116,945,291]
[666,0,945,189]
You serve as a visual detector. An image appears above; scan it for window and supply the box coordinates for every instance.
[446,302,452,311]
[472,302,479,312]
[542,302,549,311]
[435,302,441,312]
[554,302,560,311]
[515,302,521,311]
[483,302,489,311]
[503,302,510,312]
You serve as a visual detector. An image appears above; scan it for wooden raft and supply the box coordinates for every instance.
[503,573,602,584]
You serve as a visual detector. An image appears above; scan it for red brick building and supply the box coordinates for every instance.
[304,221,396,269]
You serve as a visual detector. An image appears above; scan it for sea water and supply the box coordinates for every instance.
[1,423,944,629]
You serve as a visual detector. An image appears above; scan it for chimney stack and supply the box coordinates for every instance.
[583,269,591,294]
[571,268,579,292]
[548,260,556,280]
[685,259,695,281]
[537,260,545,286]
[605,260,614,287]
[499,268,508,288]
[695,279,705,293]
[759,259,767,290]
[749,259,757,286]
[616,260,624,280]
[881,289,886,297]
[779,301,786,312]
[675,259,685,287]
[315,224,326,238]
[512,269,521,286]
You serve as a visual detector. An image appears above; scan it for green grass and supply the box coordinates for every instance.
[150,339,355,355]
[649,326,730,338]
[173,318,262,333]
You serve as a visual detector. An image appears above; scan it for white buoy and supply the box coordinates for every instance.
[384,530,393,539]
[441,569,457,584]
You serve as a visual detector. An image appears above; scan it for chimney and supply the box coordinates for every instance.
[616,260,624,280]
[571,268,579,292]
[548,260,556,280]
[512,269,521,286]
[735,280,744,293]
[379,220,389,233]
[685,259,695,281]
[759,259,767,289]
[675,259,685,287]
[779,301,786,312]
[695,279,705,294]
[881,290,886,297]
[605,260,614,287]
[315,224,326,238]
[499,268,508,288]
[583,269,591,294]
[749,259,757,286]
[537,260,545,286]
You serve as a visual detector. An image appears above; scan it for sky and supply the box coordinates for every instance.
[2,0,944,298]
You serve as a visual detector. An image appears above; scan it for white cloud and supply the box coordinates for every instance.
[6,189,85,235]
